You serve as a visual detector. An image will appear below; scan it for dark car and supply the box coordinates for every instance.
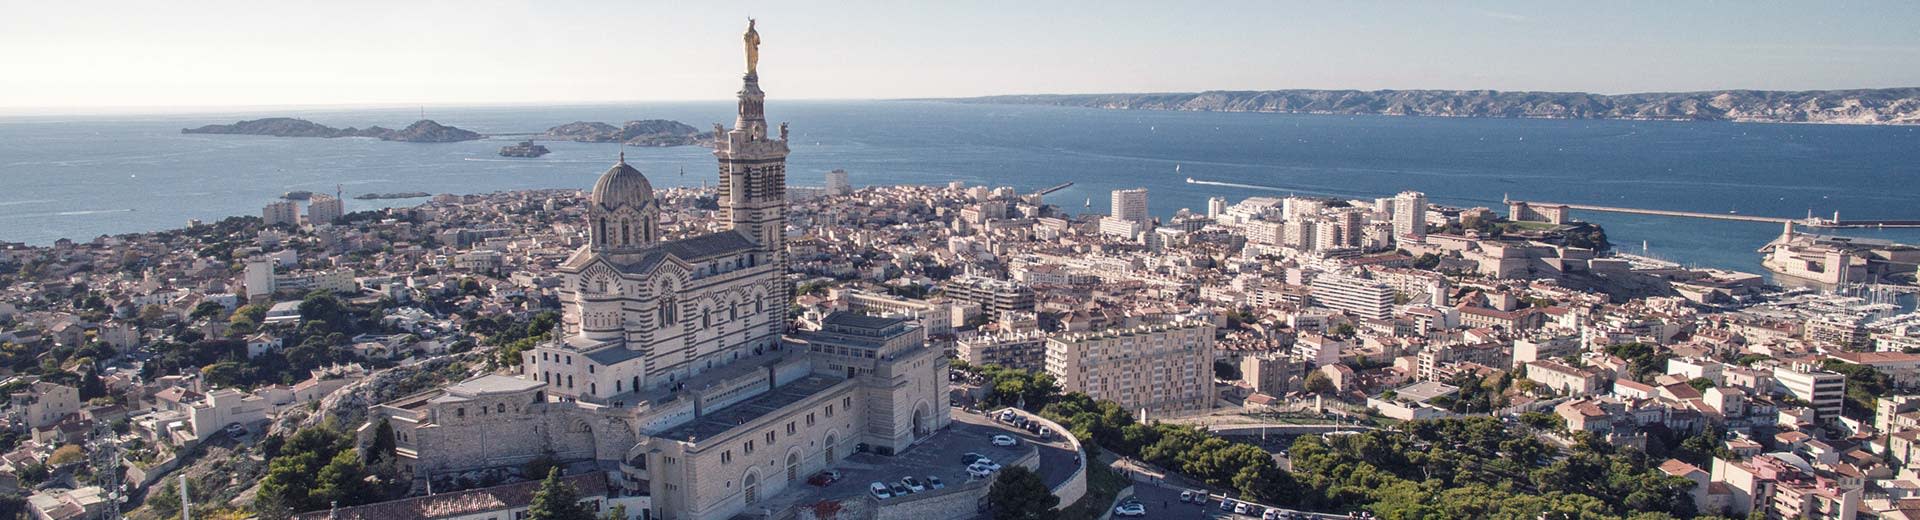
[807,470,842,486]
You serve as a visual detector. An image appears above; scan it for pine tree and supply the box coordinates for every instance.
[366,418,397,467]
[987,466,1058,520]
[527,468,595,520]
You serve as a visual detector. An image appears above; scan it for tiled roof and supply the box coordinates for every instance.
[292,473,606,520]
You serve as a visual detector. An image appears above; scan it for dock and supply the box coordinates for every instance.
[1507,199,1920,228]
[1031,182,1073,197]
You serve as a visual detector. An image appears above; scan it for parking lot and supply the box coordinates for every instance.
[764,408,1070,511]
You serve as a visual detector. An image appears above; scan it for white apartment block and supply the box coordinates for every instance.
[1309,272,1395,320]
[1773,364,1847,421]
[1046,321,1216,416]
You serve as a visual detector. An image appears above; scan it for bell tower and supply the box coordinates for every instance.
[714,20,789,284]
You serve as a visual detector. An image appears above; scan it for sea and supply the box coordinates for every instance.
[4,100,1920,276]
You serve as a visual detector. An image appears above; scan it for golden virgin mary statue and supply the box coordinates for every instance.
[744,19,761,75]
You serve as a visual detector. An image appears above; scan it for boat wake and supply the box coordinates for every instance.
[57,209,136,216]
[1185,177,1352,198]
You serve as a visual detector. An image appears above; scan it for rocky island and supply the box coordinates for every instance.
[946,87,1920,125]
[498,140,550,158]
[182,117,486,142]
[541,119,708,146]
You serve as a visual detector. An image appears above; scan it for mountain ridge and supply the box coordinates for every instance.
[940,87,1920,125]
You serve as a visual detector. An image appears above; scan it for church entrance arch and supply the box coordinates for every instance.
[912,401,931,440]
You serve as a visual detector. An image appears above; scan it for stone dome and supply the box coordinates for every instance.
[591,155,653,210]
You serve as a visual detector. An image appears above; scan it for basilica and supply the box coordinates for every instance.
[363,23,950,520]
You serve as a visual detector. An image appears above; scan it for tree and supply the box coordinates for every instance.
[48,445,84,465]
[258,452,321,515]
[1304,371,1335,395]
[1213,360,1241,381]
[1687,377,1715,392]
[988,466,1058,520]
[79,369,107,400]
[313,450,379,507]
[138,304,170,326]
[527,468,596,520]
[366,419,397,467]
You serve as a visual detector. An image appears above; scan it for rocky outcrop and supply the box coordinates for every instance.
[542,119,706,146]
[181,118,486,142]
[949,88,1920,125]
[270,353,484,436]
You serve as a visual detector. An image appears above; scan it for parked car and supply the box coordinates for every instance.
[807,470,842,486]
[1221,499,1236,512]
[927,476,945,489]
[1235,502,1251,515]
[1113,502,1147,517]
[992,434,1018,446]
[971,459,1002,472]
[1038,427,1052,439]
[902,476,927,493]
[1179,490,1197,503]
[962,452,986,464]
[224,423,247,437]
[967,466,994,479]
[889,482,911,496]
[870,482,893,499]
[1263,510,1282,520]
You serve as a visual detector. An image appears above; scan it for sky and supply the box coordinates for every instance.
[5,0,1920,111]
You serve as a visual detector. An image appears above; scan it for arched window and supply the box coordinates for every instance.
[596,218,607,243]
[744,473,758,504]
[659,296,677,326]
[824,434,836,464]
[621,219,630,244]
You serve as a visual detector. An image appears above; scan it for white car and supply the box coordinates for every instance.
[968,466,994,479]
[991,434,1018,446]
[901,476,927,493]
[1235,502,1250,515]
[1113,502,1147,517]
[869,482,893,499]
[971,459,1002,472]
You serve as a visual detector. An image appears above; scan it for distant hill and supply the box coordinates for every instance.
[181,117,484,142]
[542,119,707,147]
[944,88,1920,125]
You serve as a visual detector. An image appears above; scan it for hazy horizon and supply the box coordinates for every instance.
[7,1,1920,113]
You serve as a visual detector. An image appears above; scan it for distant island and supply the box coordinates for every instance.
[944,87,1920,125]
[498,140,550,158]
[353,192,431,200]
[182,118,485,142]
[542,119,708,146]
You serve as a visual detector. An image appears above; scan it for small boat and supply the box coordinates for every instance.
[1084,197,1091,208]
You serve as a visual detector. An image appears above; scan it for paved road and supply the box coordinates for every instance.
[1109,458,1344,520]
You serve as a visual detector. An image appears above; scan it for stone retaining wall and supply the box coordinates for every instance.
[996,407,1088,507]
